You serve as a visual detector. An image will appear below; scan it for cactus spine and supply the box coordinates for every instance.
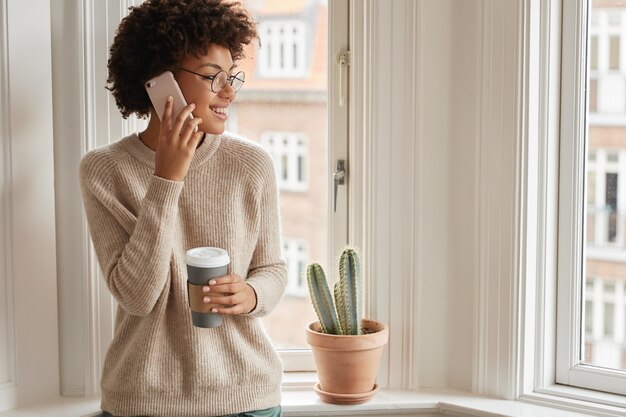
[306,248,363,335]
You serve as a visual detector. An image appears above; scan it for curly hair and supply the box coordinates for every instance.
[106,0,258,119]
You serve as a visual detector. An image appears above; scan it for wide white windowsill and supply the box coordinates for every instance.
[1,384,622,417]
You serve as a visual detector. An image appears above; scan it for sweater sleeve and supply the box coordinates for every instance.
[79,151,184,317]
[244,154,288,318]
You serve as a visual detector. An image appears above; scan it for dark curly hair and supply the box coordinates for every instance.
[106,0,258,119]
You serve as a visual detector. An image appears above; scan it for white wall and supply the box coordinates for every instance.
[0,0,60,411]
[50,0,86,397]
[359,0,525,397]
[354,0,481,391]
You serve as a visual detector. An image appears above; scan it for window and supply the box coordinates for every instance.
[257,20,307,78]
[586,150,623,246]
[588,8,626,120]
[221,0,347,369]
[281,238,309,298]
[261,132,308,192]
[557,0,626,396]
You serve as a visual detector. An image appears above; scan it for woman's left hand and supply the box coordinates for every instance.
[201,274,258,315]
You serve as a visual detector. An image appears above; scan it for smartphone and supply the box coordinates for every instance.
[145,71,194,123]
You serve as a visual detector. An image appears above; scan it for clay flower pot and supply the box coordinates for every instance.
[306,319,389,405]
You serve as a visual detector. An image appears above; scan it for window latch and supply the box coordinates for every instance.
[336,50,350,107]
[333,160,346,213]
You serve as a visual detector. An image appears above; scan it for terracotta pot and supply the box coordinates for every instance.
[306,319,389,405]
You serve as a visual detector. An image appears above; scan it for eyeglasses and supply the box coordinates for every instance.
[178,68,245,93]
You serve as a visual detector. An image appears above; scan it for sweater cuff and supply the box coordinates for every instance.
[245,279,269,317]
[144,175,184,207]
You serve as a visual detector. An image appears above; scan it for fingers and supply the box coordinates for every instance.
[203,274,242,292]
[188,130,205,148]
[201,274,252,315]
[171,103,196,138]
[180,116,203,142]
[204,292,244,306]
[162,96,173,130]
[160,101,201,146]
[212,305,247,315]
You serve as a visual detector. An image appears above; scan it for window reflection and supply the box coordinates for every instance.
[584,2,626,372]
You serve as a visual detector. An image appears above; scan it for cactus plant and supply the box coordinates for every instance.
[307,248,363,335]
[307,263,340,334]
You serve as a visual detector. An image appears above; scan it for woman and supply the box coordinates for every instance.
[79,1,287,416]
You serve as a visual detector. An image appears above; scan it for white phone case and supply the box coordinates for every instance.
[145,71,192,122]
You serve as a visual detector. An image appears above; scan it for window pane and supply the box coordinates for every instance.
[591,36,599,70]
[588,171,597,205]
[228,0,328,349]
[584,2,626,372]
[605,172,618,242]
[589,77,598,112]
[610,36,620,70]
[604,302,615,337]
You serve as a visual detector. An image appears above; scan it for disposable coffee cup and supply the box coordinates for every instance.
[185,247,231,328]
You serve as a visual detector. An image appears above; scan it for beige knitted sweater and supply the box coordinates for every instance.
[79,132,287,417]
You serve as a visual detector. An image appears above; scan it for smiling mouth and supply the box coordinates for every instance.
[210,106,228,120]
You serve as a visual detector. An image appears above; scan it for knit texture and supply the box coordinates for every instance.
[79,132,288,417]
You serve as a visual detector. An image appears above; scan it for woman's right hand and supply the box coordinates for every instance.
[154,96,204,182]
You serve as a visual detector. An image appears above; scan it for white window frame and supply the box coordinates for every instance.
[0,0,60,411]
[257,19,307,78]
[281,237,309,298]
[587,8,626,125]
[260,131,308,192]
[555,0,626,396]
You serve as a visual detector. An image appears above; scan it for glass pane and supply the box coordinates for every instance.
[610,36,620,70]
[591,36,599,70]
[589,77,598,112]
[226,0,328,349]
[584,2,626,372]
[604,302,615,337]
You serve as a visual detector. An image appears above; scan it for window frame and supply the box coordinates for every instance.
[260,131,309,193]
[257,19,308,78]
[512,1,626,413]
[281,237,310,298]
[555,0,626,397]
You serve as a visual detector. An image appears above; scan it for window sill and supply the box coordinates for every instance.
[1,387,621,417]
[521,384,626,416]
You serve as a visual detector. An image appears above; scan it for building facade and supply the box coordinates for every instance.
[227,0,329,348]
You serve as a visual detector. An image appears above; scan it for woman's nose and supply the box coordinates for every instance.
[220,83,236,102]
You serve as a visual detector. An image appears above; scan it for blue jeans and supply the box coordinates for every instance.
[101,405,282,417]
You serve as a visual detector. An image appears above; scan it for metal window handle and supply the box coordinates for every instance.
[333,160,346,212]
[336,50,350,107]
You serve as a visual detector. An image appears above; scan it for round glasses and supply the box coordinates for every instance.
[178,68,245,93]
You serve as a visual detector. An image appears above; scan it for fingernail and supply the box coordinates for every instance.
[203,286,210,292]
[190,103,196,109]
[203,297,210,303]
[209,280,216,285]
[212,308,218,313]
[167,96,173,102]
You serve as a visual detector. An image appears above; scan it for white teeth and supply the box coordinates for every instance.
[211,107,228,115]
